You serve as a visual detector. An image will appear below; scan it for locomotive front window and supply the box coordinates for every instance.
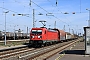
[32,30,42,34]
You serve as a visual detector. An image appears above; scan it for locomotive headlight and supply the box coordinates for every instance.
[38,36,40,38]
[32,36,34,38]
[38,36,42,38]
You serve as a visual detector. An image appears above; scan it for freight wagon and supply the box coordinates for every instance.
[0,31,30,40]
[66,32,78,40]
[0,31,4,40]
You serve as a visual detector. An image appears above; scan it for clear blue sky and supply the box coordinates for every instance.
[0,0,90,35]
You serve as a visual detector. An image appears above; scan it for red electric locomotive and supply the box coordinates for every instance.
[29,27,66,47]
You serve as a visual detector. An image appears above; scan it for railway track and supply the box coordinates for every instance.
[0,38,82,60]
[27,38,82,60]
[0,47,35,60]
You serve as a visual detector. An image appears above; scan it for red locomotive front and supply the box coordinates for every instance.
[29,27,59,47]
[30,28,45,40]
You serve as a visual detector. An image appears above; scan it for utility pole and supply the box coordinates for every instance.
[69,28,70,33]
[56,0,58,6]
[27,27,28,38]
[63,25,65,31]
[33,9,35,27]
[27,27,28,34]
[4,11,9,45]
[68,25,70,33]
[86,9,90,27]
[29,0,31,6]
[72,29,74,35]
[49,25,51,28]
[54,21,56,29]
[88,10,90,27]
[14,26,15,40]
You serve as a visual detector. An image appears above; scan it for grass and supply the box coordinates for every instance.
[0,40,29,47]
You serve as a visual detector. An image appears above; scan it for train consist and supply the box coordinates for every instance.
[29,27,78,47]
[0,31,30,40]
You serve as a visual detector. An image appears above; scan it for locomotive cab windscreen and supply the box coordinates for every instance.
[31,30,42,35]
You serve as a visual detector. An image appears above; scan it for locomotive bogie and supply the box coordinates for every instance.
[29,40,59,47]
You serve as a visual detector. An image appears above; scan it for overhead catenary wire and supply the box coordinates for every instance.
[30,0,80,32]
[0,0,32,32]
[25,0,83,34]
[0,7,30,17]
[31,1,49,13]
[13,0,56,27]
[48,0,78,27]
[13,0,82,28]
[0,6,30,26]
[47,0,84,32]
[47,0,71,25]
[31,0,70,25]
[13,0,43,15]
[0,0,83,34]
